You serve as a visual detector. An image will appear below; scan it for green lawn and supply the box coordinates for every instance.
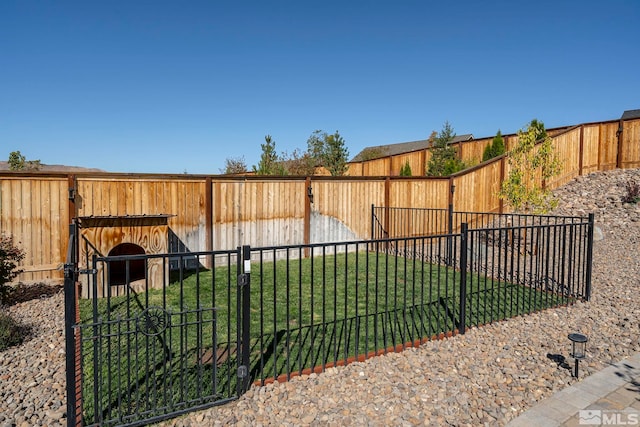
[77,250,568,424]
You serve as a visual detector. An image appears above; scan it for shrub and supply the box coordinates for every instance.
[622,179,640,204]
[499,119,561,213]
[399,161,412,176]
[0,311,29,351]
[357,147,386,162]
[482,130,506,162]
[443,158,467,175]
[426,121,467,176]
[1,234,25,306]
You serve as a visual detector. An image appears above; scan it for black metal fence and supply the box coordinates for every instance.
[371,205,590,239]
[65,210,594,426]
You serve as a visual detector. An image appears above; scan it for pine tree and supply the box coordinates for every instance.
[324,131,349,176]
[399,161,412,176]
[482,130,505,162]
[426,122,465,176]
[253,135,285,175]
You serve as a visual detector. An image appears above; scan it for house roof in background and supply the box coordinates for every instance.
[621,109,640,120]
[350,134,474,162]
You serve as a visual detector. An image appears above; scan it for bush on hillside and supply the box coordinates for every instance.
[0,311,29,351]
[622,179,640,204]
[1,234,25,306]
[0,234,28,351]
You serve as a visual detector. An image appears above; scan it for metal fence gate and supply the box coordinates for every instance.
[65,223,251,426]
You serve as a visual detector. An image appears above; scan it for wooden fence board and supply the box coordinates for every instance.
[453,160,502,213]
[582,124,601,173]
[311,179,386,241]
[547,127,581,189]
[621,119,640,168]
[0,177,68,282]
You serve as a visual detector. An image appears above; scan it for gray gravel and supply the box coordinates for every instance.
[1,168,639,426]
[0,291,67,427]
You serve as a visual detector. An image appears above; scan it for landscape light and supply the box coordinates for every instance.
[568,333,588,378]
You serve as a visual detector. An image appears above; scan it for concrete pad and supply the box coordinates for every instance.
[573,375,621,397]
[561,414,584,427]
[552,385,601,409]
[606,388,639,408]
[542,398,580,423]
[506,408,561,427]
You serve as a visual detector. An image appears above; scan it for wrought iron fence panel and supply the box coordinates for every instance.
[70,249,244,427]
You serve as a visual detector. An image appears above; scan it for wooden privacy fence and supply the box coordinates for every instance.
[1,117,639,284]
[346,119,638,177]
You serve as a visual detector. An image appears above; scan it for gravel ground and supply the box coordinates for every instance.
[1,168,638,427]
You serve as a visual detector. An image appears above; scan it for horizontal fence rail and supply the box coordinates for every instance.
[372,205,589,238]
[66,210,594,426]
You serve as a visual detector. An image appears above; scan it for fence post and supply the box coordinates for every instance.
[447,180,455,265]
[616,119,624,169]
[384,177,390,235]
[304,177,312,251]
[578,125,584,176]
[237,245,252,395]
[585,214,595,301]
[459,223,468,335]
[370,204,374,239]
[499,156,506,214]
[64,222,79,427]
[206,177,213,255]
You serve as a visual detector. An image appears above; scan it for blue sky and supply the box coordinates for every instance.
[2,1,639,174]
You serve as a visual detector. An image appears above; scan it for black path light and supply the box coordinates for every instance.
[568,333,588,378]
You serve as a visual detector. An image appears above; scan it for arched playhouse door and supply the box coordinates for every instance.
[107,242,146,286]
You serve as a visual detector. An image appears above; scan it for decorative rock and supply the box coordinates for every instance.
[593,226,604,241]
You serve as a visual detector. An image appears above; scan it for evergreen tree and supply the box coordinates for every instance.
[399,161,412,176]
[305,130,349,176]
[8,151,40,171]
[482,130,506,162]
[426,122,465,176]
[324,131,349,176]
[253,135,286,175]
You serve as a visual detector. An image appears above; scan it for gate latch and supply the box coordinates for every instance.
[238,273,249,287]
[237,365,248,379]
